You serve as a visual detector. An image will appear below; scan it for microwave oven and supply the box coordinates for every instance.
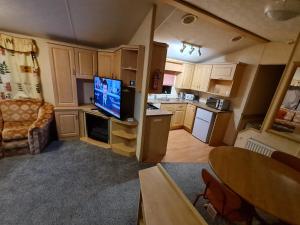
[206,97,230,111]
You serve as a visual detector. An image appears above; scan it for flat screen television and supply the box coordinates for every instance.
[94,77,122,119]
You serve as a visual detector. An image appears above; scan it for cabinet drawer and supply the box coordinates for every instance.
[210,64,236,80]
[187,104,196,111]
[175,104,187,110]
[160,104,175,112]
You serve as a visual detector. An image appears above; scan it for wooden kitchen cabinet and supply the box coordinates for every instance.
[55,110,79,139]
[142,115,172,162]
[173,110,186,127]
[74,48,97,79]
[148,42,168,94]
[191,64,212,92]
[175,63,195,89]
[183,104,196,131]
[160,103,186,129]
[165,60,183,73]
[210,64,237,80]
[98,51,114,78]
[49,44,78,107]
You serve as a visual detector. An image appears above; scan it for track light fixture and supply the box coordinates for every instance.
[180,42,187,53]
[189,46,195,55]
[179,41,202,56]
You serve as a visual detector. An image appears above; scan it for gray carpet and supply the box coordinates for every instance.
[0,140,219,225]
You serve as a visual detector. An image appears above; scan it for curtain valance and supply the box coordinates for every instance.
[0,33,37,53]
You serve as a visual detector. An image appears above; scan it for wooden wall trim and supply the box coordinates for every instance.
[262,33,300,131]
[138,5,157,161]
[160,0,270,43]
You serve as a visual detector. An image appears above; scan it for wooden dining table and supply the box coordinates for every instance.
[209,146,300,225]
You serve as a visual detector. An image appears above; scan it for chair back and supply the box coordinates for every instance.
[271,151,300,172]
[0,99,43,122]
[202,169,242,216]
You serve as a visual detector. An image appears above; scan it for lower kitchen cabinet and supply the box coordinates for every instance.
[183,104,196,131]
[55,110,80,139]
[142,115,172,162]
[173,110,186,128]
[160,103,186,129]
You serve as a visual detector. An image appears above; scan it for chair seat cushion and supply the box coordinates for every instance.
[2,121,34,141]
[2,139,29,150]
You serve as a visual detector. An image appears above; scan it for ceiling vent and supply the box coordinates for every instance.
[181,14,198,25]
[264,0,300,21]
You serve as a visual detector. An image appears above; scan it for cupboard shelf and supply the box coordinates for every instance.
[112,130,137,140]
[111,143,136,156]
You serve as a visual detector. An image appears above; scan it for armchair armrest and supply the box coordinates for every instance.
[29,103,54,134]
[28,102,54,154]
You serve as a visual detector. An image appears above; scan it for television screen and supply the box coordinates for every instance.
[94,77,122,119]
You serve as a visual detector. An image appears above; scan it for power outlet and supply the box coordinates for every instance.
[206,203,218,220]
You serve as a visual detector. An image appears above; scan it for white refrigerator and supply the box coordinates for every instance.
[192,108,215,143]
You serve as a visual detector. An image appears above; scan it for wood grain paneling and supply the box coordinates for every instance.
[55,110,79,138]
[49,44,78,107]
[75,48,97,78]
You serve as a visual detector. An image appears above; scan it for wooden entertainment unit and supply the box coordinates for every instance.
[55,105,138,156]
[49,43,143,157]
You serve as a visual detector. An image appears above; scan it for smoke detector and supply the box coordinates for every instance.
[264,0,300,21]
[181,14,198,25]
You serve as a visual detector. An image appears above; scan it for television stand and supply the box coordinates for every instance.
[79,105,138,156]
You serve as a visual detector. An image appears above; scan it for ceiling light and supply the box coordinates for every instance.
[180,42,187,53]
[264,0,300,21]
[198,47,202,56]
[189,46,195,55]
[181,14,198,25]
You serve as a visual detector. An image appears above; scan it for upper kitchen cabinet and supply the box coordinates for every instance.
[74,48,97,79]
[191,64,212,92]
[165,60,183,73]
[208,63,244,97]
[210,64,237,80]
[49,44,78,107]
[98,51,114,78]
[148,42,168,94]
[175,63,195,89]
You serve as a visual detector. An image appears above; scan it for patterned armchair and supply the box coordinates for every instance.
[0,99,54,156]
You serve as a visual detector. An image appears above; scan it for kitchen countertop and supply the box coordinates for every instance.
[146,109,173,117]
[147,99,231,114]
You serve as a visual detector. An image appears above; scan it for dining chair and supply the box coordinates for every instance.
[193,169,254,224]
[271,151,300,172]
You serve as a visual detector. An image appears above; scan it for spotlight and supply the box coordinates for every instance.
[189,46,195,55]
[180,42,187,53]
[198,46,202,56]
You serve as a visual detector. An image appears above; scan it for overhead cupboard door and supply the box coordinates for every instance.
[75,48,97,78]
[210,64,237,80]
[49,44,78,107]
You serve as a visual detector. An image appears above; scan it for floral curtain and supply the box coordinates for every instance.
[0,33,42,100]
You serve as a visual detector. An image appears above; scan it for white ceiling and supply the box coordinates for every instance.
[154,8,262,62]
[185,0,300,42]
[0,0,153,47]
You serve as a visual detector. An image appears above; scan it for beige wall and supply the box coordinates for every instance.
[129,7,155,160]
[206,42,294,145]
